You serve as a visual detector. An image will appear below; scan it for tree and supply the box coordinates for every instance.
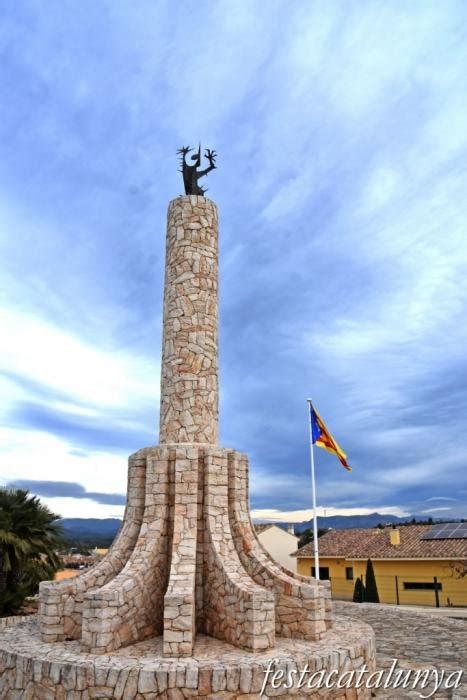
[353,577,365,603]
[0,488,62,614]
[297,528,328,548]
[364,558,380,603]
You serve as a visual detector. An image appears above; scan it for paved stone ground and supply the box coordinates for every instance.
[334,602,467,698]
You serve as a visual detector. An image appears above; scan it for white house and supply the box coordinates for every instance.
[254,524,298,572]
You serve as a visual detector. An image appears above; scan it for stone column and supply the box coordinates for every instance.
[159,195,219,445]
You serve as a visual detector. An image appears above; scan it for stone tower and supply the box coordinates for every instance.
[38,195,333,658]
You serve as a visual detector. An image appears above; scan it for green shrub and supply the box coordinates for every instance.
[352,576,365,603]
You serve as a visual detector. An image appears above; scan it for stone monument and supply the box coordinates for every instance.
[0,150,376,698]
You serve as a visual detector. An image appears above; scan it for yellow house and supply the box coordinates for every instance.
[294,524,467,607]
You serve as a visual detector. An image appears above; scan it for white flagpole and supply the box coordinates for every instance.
[307,399,320,581]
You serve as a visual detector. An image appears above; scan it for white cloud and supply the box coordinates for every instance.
[425,496,458,502]
[0,308,157,503]
[39,497,124,520]
[379,450,467,488]
[420,507,453,514]
[0,427,128,495]
[0,307,159,409]
[251,504,409,523]
[250,464,392,510]
[364,427,430,449]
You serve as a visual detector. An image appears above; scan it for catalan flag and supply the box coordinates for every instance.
[309,403,351,471]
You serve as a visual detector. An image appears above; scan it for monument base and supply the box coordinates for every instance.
[0,614,375,698]
[39,445,335,657]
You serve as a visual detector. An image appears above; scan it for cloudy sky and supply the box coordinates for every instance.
[1,1,466,522]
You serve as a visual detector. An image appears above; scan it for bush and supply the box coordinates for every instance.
[364,558,380,603]
[353,576,365,603]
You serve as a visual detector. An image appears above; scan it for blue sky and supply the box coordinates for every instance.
[1,1,466,521]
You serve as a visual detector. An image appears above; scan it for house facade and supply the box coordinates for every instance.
[254,523,298,572]
[294,524,467,607]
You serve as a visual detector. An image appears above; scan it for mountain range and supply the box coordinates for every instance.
[59,512,448,544]
[289,512,443,534]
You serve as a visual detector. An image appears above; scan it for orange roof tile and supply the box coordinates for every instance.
[293,525,467,560]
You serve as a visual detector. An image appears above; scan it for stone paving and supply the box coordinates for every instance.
[334,601,467,698]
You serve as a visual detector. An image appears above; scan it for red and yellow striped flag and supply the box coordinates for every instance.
[309,403,351,471]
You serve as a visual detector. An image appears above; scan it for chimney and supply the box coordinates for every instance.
[389,527,400,546]
[287,523,295,536]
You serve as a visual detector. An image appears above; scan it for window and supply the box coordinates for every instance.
[403,582,442,590]
[345,567,354,580]
[311,567,330,580]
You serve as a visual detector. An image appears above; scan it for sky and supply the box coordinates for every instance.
[0,1,466,522]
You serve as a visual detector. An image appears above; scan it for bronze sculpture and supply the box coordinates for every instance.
[178,144,217,196]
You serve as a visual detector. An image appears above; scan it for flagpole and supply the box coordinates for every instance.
[307,399,320,581]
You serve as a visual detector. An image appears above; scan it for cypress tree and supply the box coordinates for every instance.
[364,558,380,603]
[352,576,365,603]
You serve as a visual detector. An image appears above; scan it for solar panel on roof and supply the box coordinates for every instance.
[421,522,467,540]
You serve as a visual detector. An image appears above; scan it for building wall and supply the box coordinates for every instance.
[297,556,467,607]
[257,526,298,572]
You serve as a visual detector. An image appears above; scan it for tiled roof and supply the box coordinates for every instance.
[293,525,467,560]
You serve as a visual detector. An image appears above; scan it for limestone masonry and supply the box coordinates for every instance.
[0,195,376,697]
[160,197,219,445]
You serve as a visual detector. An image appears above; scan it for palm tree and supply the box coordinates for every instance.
[0,488,62,614]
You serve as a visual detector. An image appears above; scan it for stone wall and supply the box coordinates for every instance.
[39,453,146,643]
[228,450,332,640]
[0,614,375,698]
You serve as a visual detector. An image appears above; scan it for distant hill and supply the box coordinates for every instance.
[58,512,447,546]
[257,512,445,534]
[59,518,121,546]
